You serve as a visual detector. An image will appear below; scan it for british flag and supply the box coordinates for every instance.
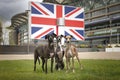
[30,2,84,40]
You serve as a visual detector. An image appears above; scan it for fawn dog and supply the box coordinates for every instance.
[64,35,83,73]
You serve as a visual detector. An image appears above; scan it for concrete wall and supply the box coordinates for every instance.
[106,48,120,52]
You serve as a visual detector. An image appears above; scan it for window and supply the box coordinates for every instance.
[92,16,107,21]
[85,13,90,18]
[92,9,106,17]
[109,5,120,12]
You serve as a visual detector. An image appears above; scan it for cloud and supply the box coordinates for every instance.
[0,0,28,22]
[0,0,44,27]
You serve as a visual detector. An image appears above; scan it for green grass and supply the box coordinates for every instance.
[0,59,120,80]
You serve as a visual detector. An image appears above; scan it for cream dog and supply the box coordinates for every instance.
[64,35,83,73]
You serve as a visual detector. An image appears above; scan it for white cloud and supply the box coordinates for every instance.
[0,0,44,27]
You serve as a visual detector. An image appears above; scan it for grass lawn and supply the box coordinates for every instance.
[0,59,120,80]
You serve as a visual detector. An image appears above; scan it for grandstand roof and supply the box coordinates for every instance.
[10,12,28,29]
[43,0,78,5]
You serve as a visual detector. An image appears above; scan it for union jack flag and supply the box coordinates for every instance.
[30,2,84,40]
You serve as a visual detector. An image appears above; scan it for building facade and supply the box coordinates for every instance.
[0,21,3,45]
[84,1,120,47]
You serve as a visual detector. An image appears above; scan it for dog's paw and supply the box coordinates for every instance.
[58,68,61,71]
[66,70,68,73]
[80,65,83,70]
[72,69,75,73]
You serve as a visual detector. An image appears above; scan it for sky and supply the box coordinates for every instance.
[0,0,43,27]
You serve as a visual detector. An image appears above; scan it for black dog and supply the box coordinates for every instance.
[34,33,57,73]
[54,35,65,70]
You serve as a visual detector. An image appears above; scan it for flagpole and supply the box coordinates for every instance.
[57,18,65,35]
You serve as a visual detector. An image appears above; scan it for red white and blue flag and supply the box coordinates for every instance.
[30,2,84,40]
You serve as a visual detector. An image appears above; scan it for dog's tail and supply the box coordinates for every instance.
[34,49,40,65]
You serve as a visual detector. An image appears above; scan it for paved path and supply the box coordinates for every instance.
[0,54,33,60]
[0,52,120,60]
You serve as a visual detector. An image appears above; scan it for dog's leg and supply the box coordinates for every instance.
[55,63,58,70]
[41,57,45,72]
[66,57,69,73]
[58,63,61,71]
[45,58,48,73]
[51,57,54,73]
[34,52,38,71]
[68,58,71,70]
[34,57,37,71]
[76,55,83,70]
[61,60,64,70]
[72,57,75,73]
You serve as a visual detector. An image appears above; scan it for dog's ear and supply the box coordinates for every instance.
[70,35,73,38]
[60,35,64,37]
[45,35,49,39]
[64,35,66,38]
[52,33,57,37]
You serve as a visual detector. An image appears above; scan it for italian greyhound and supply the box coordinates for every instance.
[54,35,65,70]
[64,35,83,73]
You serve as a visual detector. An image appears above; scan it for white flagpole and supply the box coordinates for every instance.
[27,1,31,54]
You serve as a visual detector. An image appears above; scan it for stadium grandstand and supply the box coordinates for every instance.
[9,0,120,48]
[10,12,28,45]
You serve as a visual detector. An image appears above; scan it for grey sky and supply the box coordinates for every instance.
[0,0,30,26]
[0,0,42,27]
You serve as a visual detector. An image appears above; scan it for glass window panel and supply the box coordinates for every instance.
[92,9,106,17]
[92,16,107,21]
[109,13,120,18]
[109,5,120,12]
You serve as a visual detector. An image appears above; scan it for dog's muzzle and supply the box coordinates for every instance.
[66,41,70,43]
[50,53,54,58]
